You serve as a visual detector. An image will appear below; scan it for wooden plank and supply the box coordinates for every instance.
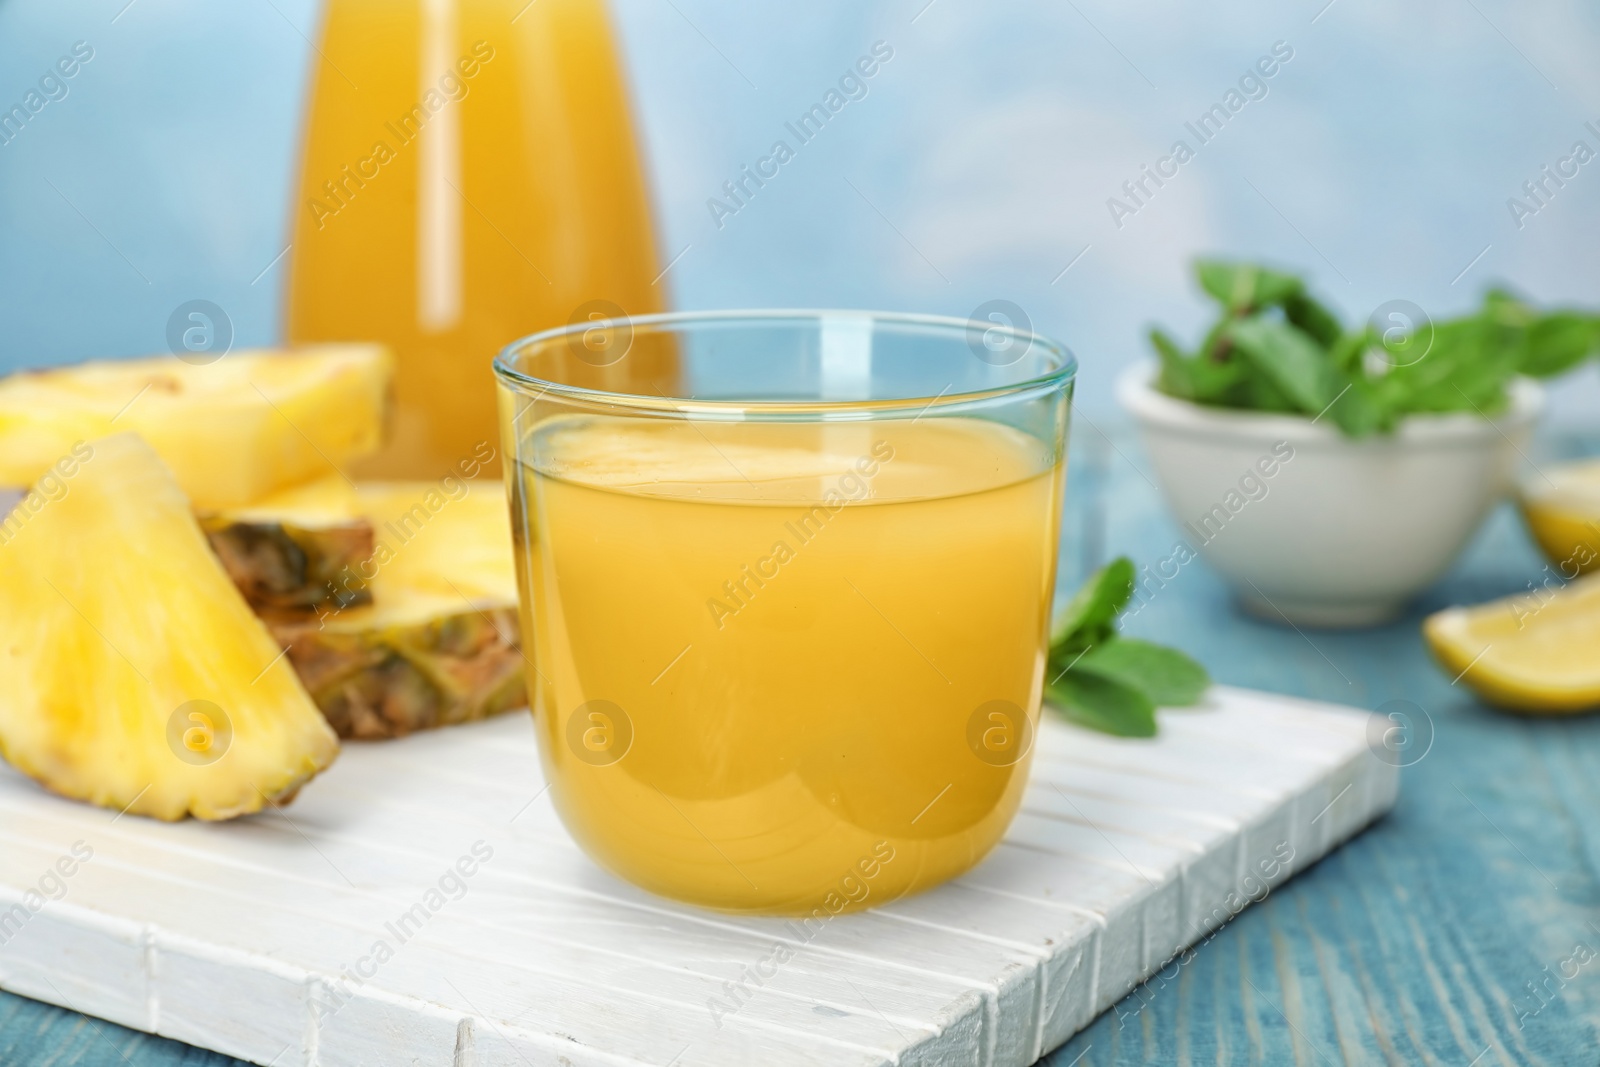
[0,674,1392,1066]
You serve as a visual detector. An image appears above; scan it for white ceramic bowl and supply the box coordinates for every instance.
[1117,362,1544,627]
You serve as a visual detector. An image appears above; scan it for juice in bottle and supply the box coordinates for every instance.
[286,0,670,477]
[513,416,1065,914]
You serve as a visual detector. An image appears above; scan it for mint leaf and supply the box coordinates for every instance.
[1073,637,1210,706]
[1522,313,1600,377]
[1050,557,1135,654]
[1151,328,1197,400]
[1046,670,1157,738]
[1285,292,1343,348]
[1238,364,1299,413]
[1321,347,1391,438]
[1154,327,1248,406]
[1045,559,1210,739]
[1196,261,1303,313]
[1225,316,1334,414]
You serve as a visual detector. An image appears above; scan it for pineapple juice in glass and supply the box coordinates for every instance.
[495,312,1074,914]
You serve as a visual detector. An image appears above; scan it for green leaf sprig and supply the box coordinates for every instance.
[1152,261,1600,437]
[1044,557,1210,737]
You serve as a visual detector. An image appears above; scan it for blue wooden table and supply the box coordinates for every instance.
[4,425,1596,1066]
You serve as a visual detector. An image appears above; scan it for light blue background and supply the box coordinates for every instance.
[0,0,1597,420]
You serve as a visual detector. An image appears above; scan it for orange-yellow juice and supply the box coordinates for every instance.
[513,416,1065,913]
[287,0,669,478]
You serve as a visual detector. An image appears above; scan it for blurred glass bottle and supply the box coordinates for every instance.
[285,0,668,477]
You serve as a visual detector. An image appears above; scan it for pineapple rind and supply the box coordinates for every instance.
[0,346,392,510]
[200,515,375,612]
[200,474,373,611]
[271,605,526,740]
[0,433,339,821]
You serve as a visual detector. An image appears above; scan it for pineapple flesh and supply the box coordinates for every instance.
[269,481,527,739]
[200,477,374,612]
[0,433,339,820]
[0,345,391,510]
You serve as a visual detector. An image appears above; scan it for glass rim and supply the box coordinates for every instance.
[492,308,1077,418]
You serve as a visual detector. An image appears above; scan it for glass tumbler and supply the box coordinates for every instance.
[495,310,1075,915]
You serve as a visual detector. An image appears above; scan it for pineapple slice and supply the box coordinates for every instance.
[200,476,374,612]
[244,473,361,515]
[0,345,391,510]
[270,481,526,739]
[0,433,339,820]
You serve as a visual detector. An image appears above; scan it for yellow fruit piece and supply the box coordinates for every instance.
[0,345,391,509]
[274,480,525,739]
[0,433,339,820]
[1519,458,1600,578]
[353,481,517,620]
[221,473,362,525]
[1424,573,1600,713]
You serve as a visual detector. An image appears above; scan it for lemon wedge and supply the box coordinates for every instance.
[1519,459,1600,578]
[1424,573,1600,713]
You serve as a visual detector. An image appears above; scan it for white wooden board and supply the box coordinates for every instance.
[0,685,1397,1066]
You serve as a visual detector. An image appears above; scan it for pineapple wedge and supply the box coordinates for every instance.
[0,345,391,510]
[271,481,526,739]
[200,476,374,612]
[0,433,339,820]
